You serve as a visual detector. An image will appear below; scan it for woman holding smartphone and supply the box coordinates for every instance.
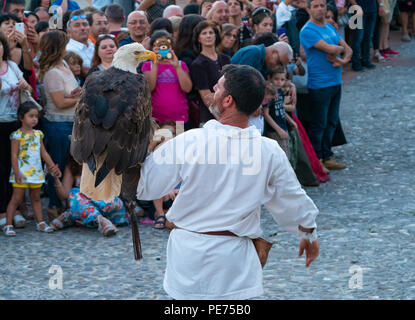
[38,30,80,219]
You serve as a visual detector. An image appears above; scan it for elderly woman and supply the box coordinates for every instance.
[39,30,80,219]
[190,20,230,126]
[0,31,32,228]
[87,34,119,76]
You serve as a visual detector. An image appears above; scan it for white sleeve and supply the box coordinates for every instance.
[264,149,319,236]
[276,2,293,30]
[8,61,23,79]
[136,136,183,200]
[43,69,65,93]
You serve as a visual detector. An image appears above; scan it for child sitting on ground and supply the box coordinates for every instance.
[3,102,61,236]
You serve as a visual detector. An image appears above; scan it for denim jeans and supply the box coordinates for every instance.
[308,85,342,161]
[42,119,73,209]
[351,11,378,66]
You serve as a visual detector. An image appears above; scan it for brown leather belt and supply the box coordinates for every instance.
[171,223,273,268]
[173,224,237,237]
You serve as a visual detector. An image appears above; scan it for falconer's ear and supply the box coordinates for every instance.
[223,94,234,109]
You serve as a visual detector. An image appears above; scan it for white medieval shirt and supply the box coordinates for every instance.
[137,120,319,300]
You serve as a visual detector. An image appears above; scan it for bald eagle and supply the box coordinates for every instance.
[70,43,157,259]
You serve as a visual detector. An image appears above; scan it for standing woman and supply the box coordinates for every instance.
[87,34,119,77]
[174,14,206,69]
[190,20,230,126]
[174,14,206,129]
[250,6,273,41]
[0,32,32,227]
[38,30,80,218]
[217,23,239,57]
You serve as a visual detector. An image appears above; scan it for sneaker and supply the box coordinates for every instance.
[323,159,347,170]
[401,34,411,42]
[384,48,400,55]
[374,52,385,63]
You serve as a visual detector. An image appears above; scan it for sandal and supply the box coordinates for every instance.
[36,221,54,233]
[13,214,26,228]
[50,210,71,230]
[153,215,166,229]
[97,215,117,237]
[3,225,16,237]
[51,218,64,230]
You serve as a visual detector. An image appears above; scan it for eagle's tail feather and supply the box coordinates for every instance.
[95,162,110,188]
[87,154,96,174]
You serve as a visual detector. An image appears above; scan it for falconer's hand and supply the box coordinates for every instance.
[299,238,319,267]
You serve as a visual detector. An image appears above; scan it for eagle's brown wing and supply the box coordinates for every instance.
[71,67,152,200]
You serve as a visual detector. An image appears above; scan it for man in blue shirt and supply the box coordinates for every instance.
[299,0,352,171]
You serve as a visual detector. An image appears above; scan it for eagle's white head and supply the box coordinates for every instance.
[112,43,157,74]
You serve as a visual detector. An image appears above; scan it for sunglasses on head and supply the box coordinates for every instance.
[98,34,116,39]
[252,7,271,17]
[71,15,87,21]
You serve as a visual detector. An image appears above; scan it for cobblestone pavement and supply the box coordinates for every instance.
[1,40,415,300]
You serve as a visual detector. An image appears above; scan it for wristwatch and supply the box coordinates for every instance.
[378,2,384,6]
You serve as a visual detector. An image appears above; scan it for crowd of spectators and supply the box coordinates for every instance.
[0,0,412,235]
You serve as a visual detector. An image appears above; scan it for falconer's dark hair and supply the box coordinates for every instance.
[222,64,265,116]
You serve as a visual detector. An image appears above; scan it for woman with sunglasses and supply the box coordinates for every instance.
[251,6,274,40]
[217,23,239,57]
[87,34,118,77]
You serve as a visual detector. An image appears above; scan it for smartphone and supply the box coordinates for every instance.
[277,27,287,37]
[15,22,25,34]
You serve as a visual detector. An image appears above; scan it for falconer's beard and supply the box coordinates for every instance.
[209,93,225,119]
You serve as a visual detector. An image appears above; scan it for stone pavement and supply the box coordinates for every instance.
[2,37,415,300]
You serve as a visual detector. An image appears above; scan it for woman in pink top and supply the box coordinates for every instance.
[142,30,192,125]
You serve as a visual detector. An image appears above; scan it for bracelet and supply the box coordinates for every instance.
[22,48,32,54]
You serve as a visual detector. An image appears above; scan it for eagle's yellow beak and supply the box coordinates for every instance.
[136,50,157,63]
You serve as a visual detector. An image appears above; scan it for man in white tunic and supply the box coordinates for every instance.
[137,65,320,300]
